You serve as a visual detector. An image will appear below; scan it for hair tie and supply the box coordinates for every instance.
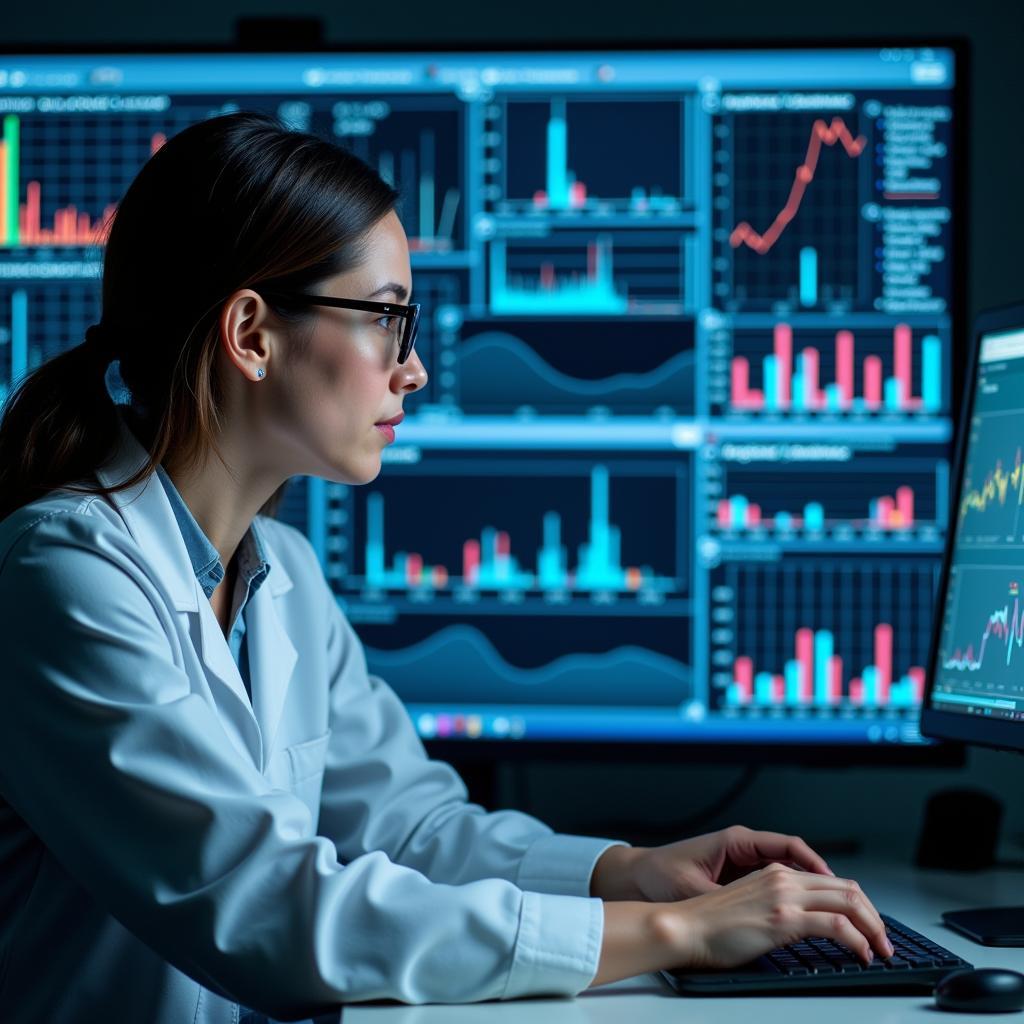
[84,323,119,363]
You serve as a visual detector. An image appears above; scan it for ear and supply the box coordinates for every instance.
[219,289,271,382]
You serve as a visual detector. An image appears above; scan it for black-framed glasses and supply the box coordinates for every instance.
[258,289,421,364]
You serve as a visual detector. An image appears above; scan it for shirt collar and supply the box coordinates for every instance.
[155,464,271,600]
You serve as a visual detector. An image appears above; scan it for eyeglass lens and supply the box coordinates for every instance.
[400,307,420,364]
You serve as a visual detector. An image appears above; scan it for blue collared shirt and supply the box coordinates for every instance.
[155,465,270,701]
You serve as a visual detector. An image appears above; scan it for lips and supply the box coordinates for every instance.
[374,412,405,426]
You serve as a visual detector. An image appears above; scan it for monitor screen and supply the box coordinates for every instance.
[923,309,1024,754]
[0,44,960,752]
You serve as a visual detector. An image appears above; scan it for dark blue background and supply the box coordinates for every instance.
[8,0,1022,857]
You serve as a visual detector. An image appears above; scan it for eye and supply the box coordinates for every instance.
[375,314,398,333]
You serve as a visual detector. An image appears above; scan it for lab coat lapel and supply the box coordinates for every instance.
[245,557,298,767]
[95,414,263,770]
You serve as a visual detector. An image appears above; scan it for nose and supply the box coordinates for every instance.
[394,347,428,394]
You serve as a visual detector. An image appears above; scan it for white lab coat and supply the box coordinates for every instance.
[0,413,622,1023]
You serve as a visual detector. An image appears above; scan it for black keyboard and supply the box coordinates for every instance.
[662,914,972,994]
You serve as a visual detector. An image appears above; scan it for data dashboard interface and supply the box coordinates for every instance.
[0,46,958,747]
[932,327,1024,725]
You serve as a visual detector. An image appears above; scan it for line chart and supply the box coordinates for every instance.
[943,581,1024,673]
[729,117,867,256]
[960,448,1024,520]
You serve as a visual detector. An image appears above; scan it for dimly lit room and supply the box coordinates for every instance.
[1,2,1023,1021]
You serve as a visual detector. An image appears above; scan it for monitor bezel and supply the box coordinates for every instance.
[0,36,969,766]
[921,300,1024,755]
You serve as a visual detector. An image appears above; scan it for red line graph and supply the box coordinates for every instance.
[729,117,867,255]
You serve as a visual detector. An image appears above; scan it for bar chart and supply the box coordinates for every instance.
[488,232,689,316]
[492,97,687,215]
[705,451,948,538]
[0,113,190,249]
[718,485,916,533]
[710,556,938,714]
[728,622,925,709]
[0,284,101,405]
[715,322,945,416]
[332,101,465,252]
[360,464,677,595]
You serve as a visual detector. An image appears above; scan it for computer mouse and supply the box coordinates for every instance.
[934,968,1024,1013]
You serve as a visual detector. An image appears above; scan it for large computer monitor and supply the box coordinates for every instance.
[0,41,964,760]
[923,302,1024,754]
[920,302,1024,945]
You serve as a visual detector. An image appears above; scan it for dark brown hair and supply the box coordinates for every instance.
[0,111,399,522]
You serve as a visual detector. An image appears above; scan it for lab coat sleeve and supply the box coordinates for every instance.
[0,509,604,1015]
[315,571,629,897]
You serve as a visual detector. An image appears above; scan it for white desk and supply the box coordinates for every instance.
[341,860,1024,1023]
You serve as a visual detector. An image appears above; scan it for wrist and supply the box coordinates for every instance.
[591,900,678,987]
[650,900,702,970]
[590,844,645,900]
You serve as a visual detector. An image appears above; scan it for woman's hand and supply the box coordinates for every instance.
[591,861,895,987]
[654,862,894,970]
[591,825,834,902]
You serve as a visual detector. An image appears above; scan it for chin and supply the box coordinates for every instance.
[355,465,383,485]
[339,459,383,486]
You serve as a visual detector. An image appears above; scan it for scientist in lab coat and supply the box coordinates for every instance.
[0,112,893,1024]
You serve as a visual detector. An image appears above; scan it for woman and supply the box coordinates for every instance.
[0,113,892,1023]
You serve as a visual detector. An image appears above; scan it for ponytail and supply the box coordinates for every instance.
[0,335,122,521]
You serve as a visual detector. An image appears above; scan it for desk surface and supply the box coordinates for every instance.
[343,859,1024,1024]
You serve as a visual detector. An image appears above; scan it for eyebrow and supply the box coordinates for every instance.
[367,282,409,303]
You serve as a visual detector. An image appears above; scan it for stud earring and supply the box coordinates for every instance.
[256,368,266,379]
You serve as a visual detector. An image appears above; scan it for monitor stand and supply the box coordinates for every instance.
[944,907,1024,947]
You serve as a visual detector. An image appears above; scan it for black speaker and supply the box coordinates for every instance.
[915,787,1003,870]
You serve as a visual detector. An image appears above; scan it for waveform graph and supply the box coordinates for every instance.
[0,281,101,406]
[327,450,688,607]
[357,611,693,714]
[935,567,1024,711]
[705,443,948,541]
[453,316,694,416]
[941,576,1023,675]
[485,96,689,216]
[712,109,867,312]
[709,320,947,418]
[331,98,465,253]
[487,229,692,317]
[709,555,938,724]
